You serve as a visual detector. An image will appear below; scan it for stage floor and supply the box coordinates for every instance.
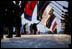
[1,34,71,48]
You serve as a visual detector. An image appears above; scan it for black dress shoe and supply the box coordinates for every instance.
[6,36,13,38]
[15,35,21,37]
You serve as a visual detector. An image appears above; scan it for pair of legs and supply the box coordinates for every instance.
[7,25,21,38]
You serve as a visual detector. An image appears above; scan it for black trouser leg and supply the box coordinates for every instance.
[7,26,13,38]
[24,27,26,34]
[9,26,13,37]
[24,30,26,34]
[15,19,21,37]
[34,29,37,34]
[34,30,36,34]
[15,26,21,37]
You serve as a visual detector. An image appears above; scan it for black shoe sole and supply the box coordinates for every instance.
[15,35,21,37]
[6,36,13,38]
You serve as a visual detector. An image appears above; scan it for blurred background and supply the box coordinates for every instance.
[0,1,71,34]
